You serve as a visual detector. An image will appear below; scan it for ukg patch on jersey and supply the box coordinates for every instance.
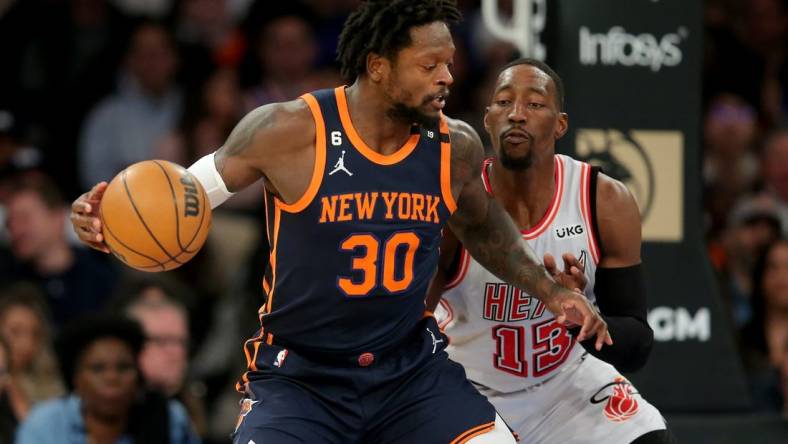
[553,223,584,240]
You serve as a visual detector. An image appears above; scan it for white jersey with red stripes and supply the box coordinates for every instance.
[437,154,602,393]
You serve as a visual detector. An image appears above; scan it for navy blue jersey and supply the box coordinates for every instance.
[248,87,456,360]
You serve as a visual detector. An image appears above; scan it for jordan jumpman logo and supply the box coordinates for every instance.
[329,150,353,176]
[427,328,444,354]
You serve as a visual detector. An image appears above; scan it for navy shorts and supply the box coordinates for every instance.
[232,317,496,444]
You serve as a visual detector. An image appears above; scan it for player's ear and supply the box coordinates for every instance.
[367,52,388,83]
[555,112,569,140]
[483,107,491,132]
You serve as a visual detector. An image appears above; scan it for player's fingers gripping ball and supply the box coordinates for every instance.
[100,160,212,271]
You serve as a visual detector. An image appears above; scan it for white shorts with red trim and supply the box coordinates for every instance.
[477,354,667,444]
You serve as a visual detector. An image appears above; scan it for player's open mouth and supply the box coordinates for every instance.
[431,95,446,110]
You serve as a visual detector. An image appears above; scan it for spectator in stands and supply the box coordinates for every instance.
[703,93,761,240]
[113,276,208,438]
[109,0,173,20]
[308,0,362,67]
[0,110,43,203]
[743,0,787,125]
[757,239,788,367]
[0,111,44,246]
[758,128,788,234]
[7,0,131,198]
[242,10,319,110]
[0,284,64,421]
[781,339,788,415]
[15,315,200,444]
[78,20,181,190]
[742,238,788,411]
[0,336,19,443]
[172,0,245,87]
[157,68,242,176]
[0,175,117,328]
[129,297,190,397]
[711,195,783,328]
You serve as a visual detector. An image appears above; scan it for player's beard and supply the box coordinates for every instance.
[387,98,440,128]
[498,138,534,171]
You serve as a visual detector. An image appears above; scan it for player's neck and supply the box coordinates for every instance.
[489,155,555,230]
[344,81,416,155]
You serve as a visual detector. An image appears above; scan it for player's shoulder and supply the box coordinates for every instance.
[259,98,315,132]
[592,168,641,232]
[444,116,484,165]
[590,165,642,257]
[445,116,481,147]
[595,171,636,207]
[242,98,316,153]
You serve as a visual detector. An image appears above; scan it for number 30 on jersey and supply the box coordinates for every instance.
[337,231,420,296]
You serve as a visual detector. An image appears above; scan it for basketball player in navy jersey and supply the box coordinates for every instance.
[426,59,674,443]
[70,2,611,443]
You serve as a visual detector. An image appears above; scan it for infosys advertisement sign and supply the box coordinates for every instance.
[548,0,751,411]
[578,25,688,72]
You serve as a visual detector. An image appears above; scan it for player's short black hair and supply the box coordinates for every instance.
[502,58,565,111]
[337,0,462,82]
[56,314,145,390]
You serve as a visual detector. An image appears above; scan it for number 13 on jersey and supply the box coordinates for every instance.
[337,231,421,296]
[493,320,575,377]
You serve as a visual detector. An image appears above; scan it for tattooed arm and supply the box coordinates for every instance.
[71,99,316,250]
[445,118,612,348]
[214,99,316,195]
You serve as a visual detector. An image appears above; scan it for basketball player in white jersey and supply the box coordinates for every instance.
[426,59,673,443]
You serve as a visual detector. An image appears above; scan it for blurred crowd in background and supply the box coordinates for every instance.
[0,0,786,442]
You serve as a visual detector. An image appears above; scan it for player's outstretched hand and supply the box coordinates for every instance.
[70,182,110,253]
[547,288,612,351]
[544,253,587,291]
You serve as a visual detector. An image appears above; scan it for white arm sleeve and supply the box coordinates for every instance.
[187,152,235,209]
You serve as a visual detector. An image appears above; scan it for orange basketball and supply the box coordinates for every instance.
[100,160,212,272]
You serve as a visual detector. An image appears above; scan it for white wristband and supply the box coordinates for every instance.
[187,152,234,209]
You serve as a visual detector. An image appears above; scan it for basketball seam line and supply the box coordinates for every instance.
[121,169,184,264]
[153,160,186,252]
[153,160,208,253]
[100,204,166,271]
